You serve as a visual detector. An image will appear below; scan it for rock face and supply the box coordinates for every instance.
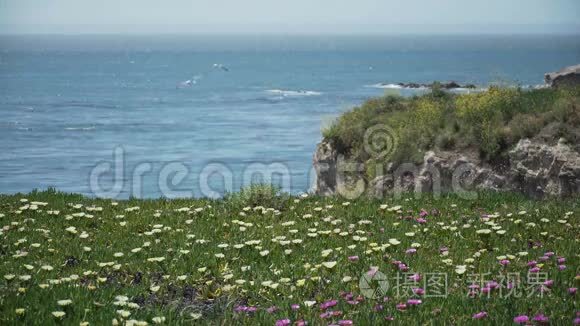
[545,64,580,88]
[313,138,580,199]
[509,139,580,198]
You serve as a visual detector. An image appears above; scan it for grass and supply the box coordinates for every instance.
[323,86,580,180]
[0,187,578,325]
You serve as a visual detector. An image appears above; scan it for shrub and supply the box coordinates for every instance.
[225,184,288,209]
[323,86,580,168]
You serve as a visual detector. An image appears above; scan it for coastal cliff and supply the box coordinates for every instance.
[314,67,580,199]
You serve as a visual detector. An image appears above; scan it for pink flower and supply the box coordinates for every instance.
[338,320,353,325]
[513,315,529,324]
[533,314,549,324]
[407,299,422,305]
[408,273,421,282]
[500,259,510,266]
[348,256,359,262]
[396,303,407,311]
[472,311,488,319]
[367,266,379,277]
[416,217,427,224]
[419,209,428,218]
[543,280,554,288]
[295,320,307,326]
[291,304,300,311]
[267,306,278,314]
[413,288,425,296]
[569,288,577,295]
[276,319,291,326]
[398,264,409,272]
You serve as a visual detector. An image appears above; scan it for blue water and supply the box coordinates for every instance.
[1,35,579,198]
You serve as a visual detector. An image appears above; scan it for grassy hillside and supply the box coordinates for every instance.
[0,188,578,325]
[323,86,580,179]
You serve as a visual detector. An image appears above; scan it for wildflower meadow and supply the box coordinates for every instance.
[0,189,578,325]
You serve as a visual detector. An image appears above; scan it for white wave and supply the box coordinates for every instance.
[65,126,96,131]
[366,83,404,89]
[266,89,322,97]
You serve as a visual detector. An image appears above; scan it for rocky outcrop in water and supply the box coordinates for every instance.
[313,137,580,199]
[545,64,580,88]
[378,81,477,89]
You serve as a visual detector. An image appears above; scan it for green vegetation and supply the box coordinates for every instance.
[0,188,578,325]
[323,86,580,170]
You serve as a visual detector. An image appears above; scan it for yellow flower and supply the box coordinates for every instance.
[15,308,25,316]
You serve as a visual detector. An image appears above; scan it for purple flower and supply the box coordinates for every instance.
[569,288,577,295]
[406,248,417,255]
[513,315,529,324]
[338,320,353,325]
[529,266,541,273]
[234,305,257,313]
[544,251,554,257]
[527,260,537,267]
[419,209,429,218]
[295,320,307,326]
[559,265,567,271]
[374,304,384,311]
[267,306,278,314]
[348,256,359,262]
[439,246,448,254]
[407,299,422,305]
[416,217,427,224]
[291,304,300,311]
[275,319,291,326]
[385,316,394,321]
[543,280,554,288]
[574,317,580,325]
[500,259,510,266]
[533,314,549,324]
[396,303,407,311]
[557,257,566,264]
[398,264,409,272]
[320,300,338,310]
[472,311,488,319]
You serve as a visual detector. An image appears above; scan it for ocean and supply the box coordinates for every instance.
[1,35,579,198]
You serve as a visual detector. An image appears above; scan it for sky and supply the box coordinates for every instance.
[0,0,579,34]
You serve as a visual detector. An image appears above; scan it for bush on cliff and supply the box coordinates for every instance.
[323,86,580,173]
